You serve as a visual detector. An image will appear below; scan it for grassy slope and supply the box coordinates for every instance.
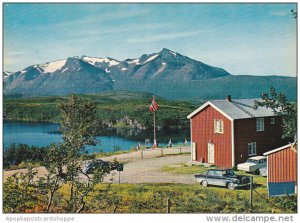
[52,181,295,213]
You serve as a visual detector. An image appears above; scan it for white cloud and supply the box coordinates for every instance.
[126,30,202,43]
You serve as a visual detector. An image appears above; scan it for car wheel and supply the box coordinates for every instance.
[255,169,260,175]
[227,182,236,190]
[201,180,208,187]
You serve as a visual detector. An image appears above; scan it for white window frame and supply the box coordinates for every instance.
[256,118,264,132]
[270,117,275,124]
[248,142,257,156]
[214,119,224,134]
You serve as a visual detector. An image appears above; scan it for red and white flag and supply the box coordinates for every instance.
[149,97,159,112]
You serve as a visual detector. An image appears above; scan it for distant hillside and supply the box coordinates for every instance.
[114,75,296,101]
[3,91,199,135]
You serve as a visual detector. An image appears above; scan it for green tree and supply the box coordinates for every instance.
[40,143,68,212]
[3,167,38,213]
[254,87,297,139]
[3,94,119,213]
[57,94,99,211]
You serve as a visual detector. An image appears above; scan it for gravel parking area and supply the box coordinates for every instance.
[4,147,195,184]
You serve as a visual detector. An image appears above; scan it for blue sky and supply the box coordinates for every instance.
[3,3,297,76]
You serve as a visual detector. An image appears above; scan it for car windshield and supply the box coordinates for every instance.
[222,170,235,176]
[246,159,259,164]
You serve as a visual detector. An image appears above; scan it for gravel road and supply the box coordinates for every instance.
[4,147,196,185]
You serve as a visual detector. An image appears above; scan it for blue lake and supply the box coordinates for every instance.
[3,121,141,152]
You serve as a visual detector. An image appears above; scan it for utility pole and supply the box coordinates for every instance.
[249,176,253,213]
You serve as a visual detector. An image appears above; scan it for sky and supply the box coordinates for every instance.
[3,3,297,76]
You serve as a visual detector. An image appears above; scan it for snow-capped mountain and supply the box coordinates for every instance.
[3,48,296,100]
[116,48,230,80]
[4,57,113,96]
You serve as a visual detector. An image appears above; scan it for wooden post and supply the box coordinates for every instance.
[249,176,253,212]
[161,148,163,156]
[141,150,144,159]
[167,198,171,213]
[179,147,182,154]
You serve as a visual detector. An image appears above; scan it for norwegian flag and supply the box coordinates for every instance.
[149,97,159,113]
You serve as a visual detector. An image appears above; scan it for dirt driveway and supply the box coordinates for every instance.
[106,152,194,184]
[4,147,196,185]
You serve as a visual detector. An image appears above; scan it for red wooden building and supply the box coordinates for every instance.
[187,96,288,167]
[264,143,297,196]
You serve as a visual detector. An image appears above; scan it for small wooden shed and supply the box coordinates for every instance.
[264,142,297,197]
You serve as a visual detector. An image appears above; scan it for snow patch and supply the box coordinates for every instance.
[170,51,177,56]
[61,68,68,73]
[36,67,43,73]
[152,63,166,77]
[126,58,140,64]
[105,68,110,73]
[82,56,120,66]
[121,67,128,71]
[41,59,67,73]
[144,54,158,64]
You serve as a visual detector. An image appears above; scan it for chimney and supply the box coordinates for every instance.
[226,95,231,102]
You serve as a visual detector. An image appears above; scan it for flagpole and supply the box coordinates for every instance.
[153,110,157,148]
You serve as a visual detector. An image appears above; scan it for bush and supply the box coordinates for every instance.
[4,144,49,169]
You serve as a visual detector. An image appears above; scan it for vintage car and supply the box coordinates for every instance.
[259,166,268,177]
[237,156,267,174]
[82,159,118,174]
[194,169,250,190]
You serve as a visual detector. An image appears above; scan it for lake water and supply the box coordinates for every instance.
[3,121,141,152]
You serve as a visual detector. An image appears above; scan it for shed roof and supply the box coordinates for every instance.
[264,142,297,156]
[187,98,276,120]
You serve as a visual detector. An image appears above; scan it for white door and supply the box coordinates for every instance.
[192,142,196,161]
[207,143,215,163]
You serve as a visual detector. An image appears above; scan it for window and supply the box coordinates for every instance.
[207,170,213,176]
[259,158,267,164]
[248,142,257,156]
[256,118,264,131]
[215,171,222,177]
[214,119,224,134]
[270,118,275,124]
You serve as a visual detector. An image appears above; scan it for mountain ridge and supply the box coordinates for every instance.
[3,48,296,100]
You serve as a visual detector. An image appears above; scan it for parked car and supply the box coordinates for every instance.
[237,156,267,174]
[194,169,250,190]
[259,166,268,177]
[82,159,118,174]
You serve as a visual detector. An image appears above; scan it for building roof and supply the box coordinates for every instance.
[264,142,297,156]
[247,156,266,160]
[187,98,276,120]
